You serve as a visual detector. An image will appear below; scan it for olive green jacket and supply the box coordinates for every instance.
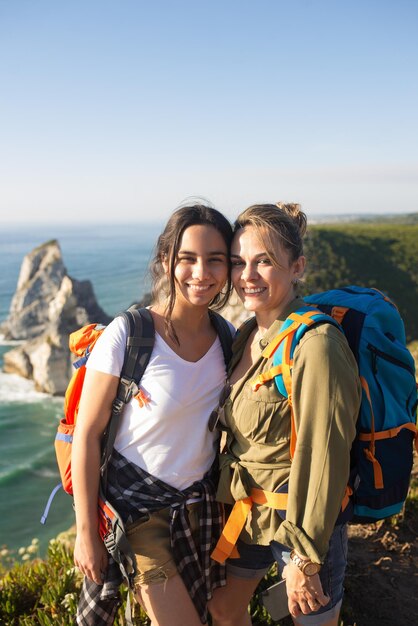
[216,297,361,563]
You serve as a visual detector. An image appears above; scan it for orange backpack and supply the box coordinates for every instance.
[41,307,155,589]
[56,309,155,497]
[41,307,155,521]
[55,322,107,494]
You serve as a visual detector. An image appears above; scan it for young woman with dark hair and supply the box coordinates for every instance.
[72,201,234,626]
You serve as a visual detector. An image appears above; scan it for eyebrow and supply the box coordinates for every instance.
[230,252,267,259]
[178,249,227,256]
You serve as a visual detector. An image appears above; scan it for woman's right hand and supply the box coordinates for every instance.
[74,530,108,585]
[282,562,330,618]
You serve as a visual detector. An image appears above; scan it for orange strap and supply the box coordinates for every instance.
[281,334,293,398]
[289,400,297,459]
[289,310,323,325]
[134,388,151,407]
[331,306,349,325]
[359,421,418,457]
[360,376,375,448]
[211,488,288,564]
[358,421,418,443]
[360,376,384,489]
[280,331,297,459]
[261,310,321,359]
[357,377,417,489]
[341,485,353,512]
[261,321,299,359]
[364,448,383,489]
[251,364,286,391]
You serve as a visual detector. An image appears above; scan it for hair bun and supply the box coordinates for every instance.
[275,202,307,238]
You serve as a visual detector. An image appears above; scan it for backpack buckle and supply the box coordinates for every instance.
[112,398,125,415]
[118,377,139,404]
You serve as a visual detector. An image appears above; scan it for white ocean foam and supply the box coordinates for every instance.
[0,372,53,403]
[32,467,59,479]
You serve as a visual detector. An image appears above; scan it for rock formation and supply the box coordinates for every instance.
[1,240,112,395]
[1,239,250,396]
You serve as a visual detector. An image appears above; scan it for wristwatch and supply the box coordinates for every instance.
[290,550,321,576]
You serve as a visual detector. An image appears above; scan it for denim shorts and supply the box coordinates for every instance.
[227,524,348,625]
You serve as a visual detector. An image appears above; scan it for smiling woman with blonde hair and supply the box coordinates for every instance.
[209,202,361,626]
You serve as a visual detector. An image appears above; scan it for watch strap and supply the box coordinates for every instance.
[289,550,321,576]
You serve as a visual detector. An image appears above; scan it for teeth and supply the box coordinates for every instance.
[244,288,265,294]
[188,284,211,292]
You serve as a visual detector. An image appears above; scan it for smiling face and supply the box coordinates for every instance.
[164,224,229,310]
[231,225,305,327]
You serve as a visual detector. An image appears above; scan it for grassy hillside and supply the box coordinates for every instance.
[303,223,418,341]
[1,473,417,625]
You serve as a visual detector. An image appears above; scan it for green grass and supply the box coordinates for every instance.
[0,483,416,626]
[2,467,417,625]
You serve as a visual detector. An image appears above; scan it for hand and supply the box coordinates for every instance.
[74,530,108,585]
[282,561,330,618]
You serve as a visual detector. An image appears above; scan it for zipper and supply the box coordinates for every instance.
[367,344,415,376]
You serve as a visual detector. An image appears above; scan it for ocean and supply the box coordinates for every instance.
[0,222,162,556]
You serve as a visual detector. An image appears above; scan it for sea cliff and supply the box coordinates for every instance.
[1,240,112,395]
[0,239,248,395]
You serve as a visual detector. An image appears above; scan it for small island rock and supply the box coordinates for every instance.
[1,240,111,395]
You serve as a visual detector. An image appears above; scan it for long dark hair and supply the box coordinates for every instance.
[150,201,233,340]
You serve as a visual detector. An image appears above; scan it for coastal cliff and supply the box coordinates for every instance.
[1,239,248,395]
[1,240,112,395]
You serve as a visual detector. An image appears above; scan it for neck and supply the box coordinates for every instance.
[254,316,274,338]
[153,302,210,333]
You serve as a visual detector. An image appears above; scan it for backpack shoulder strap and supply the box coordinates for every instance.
[100,307,155,479]
[118,306,155,390]
[250,305,341,459]
[251,306,339,394]
[208,309,234,366]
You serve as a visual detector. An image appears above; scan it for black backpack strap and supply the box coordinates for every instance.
[100,307,155,480]
[208,309,233,366]
[118,306,155,392]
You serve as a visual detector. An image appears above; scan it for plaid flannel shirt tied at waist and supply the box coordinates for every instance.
[77,449,226,625]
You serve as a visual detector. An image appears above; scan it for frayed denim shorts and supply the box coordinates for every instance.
[227,523,348,625]
[126,501,202,587]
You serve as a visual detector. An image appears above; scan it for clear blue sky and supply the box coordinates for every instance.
[1,0,417,223]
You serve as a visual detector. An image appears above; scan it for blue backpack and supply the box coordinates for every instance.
[252,286,418,523]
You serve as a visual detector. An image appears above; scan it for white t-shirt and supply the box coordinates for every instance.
[87,316,233,491]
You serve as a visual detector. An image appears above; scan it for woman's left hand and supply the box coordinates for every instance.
[282,562,330,618]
